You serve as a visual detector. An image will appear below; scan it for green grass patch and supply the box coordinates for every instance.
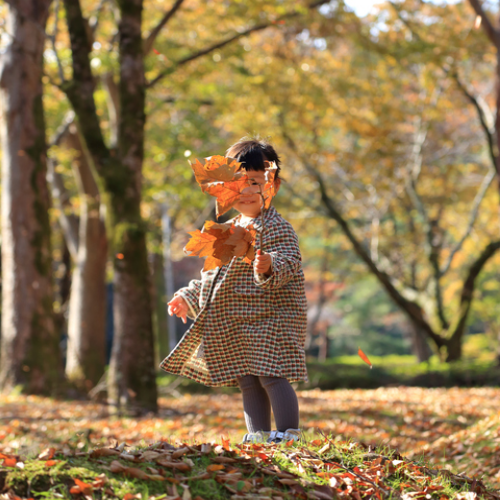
[1,435,497,499]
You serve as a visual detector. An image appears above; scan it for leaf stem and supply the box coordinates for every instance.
[259,187,266,252]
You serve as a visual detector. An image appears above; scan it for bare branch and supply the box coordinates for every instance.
[467,0,498,47]
[147,23,270,88]
[48,113,80,258]
[403,117,449,330]
[441,167,496,275]
[144,0,185,55]
[47,0,66,83]
[102,72,120,147]
[451,71,497,171]
[147,0,330,89]
[89,0,108,34]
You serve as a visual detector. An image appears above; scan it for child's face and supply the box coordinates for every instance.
[233,170,266,218]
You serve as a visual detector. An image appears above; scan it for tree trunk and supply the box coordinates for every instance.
[408,324,433,362]
[64,128,107,389]
[0,0,61,393]
[62,0,157,413]
[107,0,158,414]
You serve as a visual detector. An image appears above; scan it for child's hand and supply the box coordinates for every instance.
[254,249,273,276]
[168,296,189,324]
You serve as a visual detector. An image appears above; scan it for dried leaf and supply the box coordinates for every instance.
[90,448,120,458]
[70,478,93,496]
[38,448,56,460]
[156,458,192,472]
[184,221,256,271]
[190,156,241,187]
[207,464,225,472]
[0,454,18,468]
[172,447,191,459]
[211,456,238,464]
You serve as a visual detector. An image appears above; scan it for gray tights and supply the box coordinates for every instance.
[237,375,299,433]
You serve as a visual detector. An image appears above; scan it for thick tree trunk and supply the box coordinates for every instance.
[0,0,61,393]
[64,128,107,388]
[107,0,157,414]
[62,0,157,413]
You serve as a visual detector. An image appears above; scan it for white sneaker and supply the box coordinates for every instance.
[241,430,271,443]
[267,428,301,444]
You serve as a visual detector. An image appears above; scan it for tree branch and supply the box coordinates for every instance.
[102,72,120,147]
[467,0,498,47]
[403,117,448,330]
[441,167,496,275]
[280,126,445,350]
[147,0,330,89]
[48,114,80,258]
[143,0,185,55]
[447,239,500,357]
[62,0,112,179]
[451,71,497,171]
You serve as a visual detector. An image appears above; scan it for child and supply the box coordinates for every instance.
[161,138,308,443]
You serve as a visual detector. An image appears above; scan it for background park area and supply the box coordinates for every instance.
[1,0,500,498]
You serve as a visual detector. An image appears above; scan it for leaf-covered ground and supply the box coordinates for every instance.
[1,387,499,499]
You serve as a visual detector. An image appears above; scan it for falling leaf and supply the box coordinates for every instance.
[358,347,372,368]
[474,15,482,29]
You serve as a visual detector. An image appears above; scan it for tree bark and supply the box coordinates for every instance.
[408,324,433,362]
[0,0,61,393]
[62,0,157,413]
[64,127,107,389]
[107,0,157,414]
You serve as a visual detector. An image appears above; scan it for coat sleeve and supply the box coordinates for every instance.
[253,220,302,290]
[175,279,202,319]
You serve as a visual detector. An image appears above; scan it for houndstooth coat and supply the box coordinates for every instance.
[159,206,308,387]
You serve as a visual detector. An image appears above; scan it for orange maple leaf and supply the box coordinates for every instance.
[184,222,256,271]
[261,161,280,209]
[190,155,242,190]
[203,175,250,218]
[70,478,93,495]
[190,156,281,218]
[0,453,18,467]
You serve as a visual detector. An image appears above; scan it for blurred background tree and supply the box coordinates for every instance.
[1,0,500,405]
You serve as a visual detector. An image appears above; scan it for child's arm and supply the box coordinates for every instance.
[253,221,302,290]
[170,279,202,320]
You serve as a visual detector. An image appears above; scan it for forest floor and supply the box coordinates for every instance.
[0,386,500,499]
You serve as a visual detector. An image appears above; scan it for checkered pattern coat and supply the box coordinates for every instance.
[160,206,308,387]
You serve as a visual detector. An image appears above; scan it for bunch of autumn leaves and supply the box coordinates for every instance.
[184,156,279,271]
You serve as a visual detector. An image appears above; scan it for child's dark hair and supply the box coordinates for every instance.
[226,138,281,179]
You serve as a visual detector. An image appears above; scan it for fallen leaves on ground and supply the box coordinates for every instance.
[0,387,500,498]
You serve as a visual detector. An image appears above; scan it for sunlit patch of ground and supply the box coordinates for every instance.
[1,387,500,486]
